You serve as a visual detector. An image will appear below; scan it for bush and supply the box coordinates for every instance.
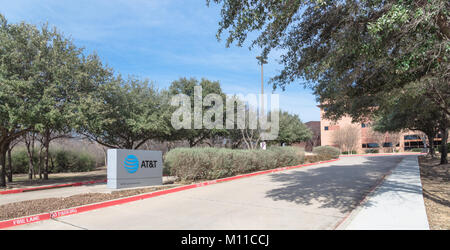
[51,149,96,173]
[11,148,96,174]
[11,148,38,174]
[342,151,357,155]
[304,154,319,163]
[365,149,379,154]
[164,147,305,181]
[410,148,424,153]
[312,146,340,160]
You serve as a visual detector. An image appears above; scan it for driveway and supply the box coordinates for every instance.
[11,155,409,230]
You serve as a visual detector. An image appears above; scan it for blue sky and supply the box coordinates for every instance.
[0,0,320,122]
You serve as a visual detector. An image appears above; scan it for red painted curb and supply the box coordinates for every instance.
[0,213,51,229]
[339,153,425,157]
[0,179,107,195]
[0,158,339,229]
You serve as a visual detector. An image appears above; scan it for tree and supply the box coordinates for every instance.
[78,76,172,149]
[23,132,37,179]
[368,129,388,153]
[373,85,445,161]
[275,111,312,146]
[332,125,360,154]
[239,106,261,150]
[208,0,449,162]
[0,15,112,184]
[6,137,19,182]
[208,0,449,118]
[0,16,53,186]
[31,27,107,180]
[169,77,227,147]
[388,132,402,153]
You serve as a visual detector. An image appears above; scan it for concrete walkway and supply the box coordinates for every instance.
[0,177,177,206]
[340,156,429,230]
[8,155,422,230]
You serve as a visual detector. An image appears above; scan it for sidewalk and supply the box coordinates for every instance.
[0,176,177,206]
[340,156,430,230]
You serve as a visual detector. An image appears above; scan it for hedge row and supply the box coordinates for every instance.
[11,148,97,174]
[164,146,339,181]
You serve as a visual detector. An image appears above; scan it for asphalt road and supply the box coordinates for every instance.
[10,155,408,230]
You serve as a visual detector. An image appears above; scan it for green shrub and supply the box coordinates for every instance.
[51,149,96,173]
[410,148,424,153]
[312,146,340,160]
[342,151,357,155]
[365,149,379,154]
[164,147,305,181]
[11,148,39,174]
[11,148,96,174]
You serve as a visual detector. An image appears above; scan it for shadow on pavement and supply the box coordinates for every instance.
[265,156,422,213]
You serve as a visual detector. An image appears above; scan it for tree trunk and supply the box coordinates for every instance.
[38,146,43,179]
[0,142,9,188]
[440,128,448,165]
[43,132,50,180]
[25,135,35,180]
[50,155,55,173]
[428,135,435,157]
[7,147,12,182]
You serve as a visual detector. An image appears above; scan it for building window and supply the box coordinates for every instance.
[361,123,367,128]
[324,126,329,131]
[404,135,420,140]
[367,143,379,148]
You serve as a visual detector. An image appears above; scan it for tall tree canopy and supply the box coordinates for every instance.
[208,0,449,121]
[208,0,449,162]
[275,111,312,145]
[78,76,172,149]
[169,77,228,147]
[0,14,109,185]
[373,82,447,162]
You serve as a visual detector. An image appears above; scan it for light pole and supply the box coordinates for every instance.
[256,56,268,150]
[256,56,268,116]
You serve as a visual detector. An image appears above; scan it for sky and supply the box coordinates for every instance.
[0,0,321,122]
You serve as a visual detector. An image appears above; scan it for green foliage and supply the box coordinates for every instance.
[275,111,312,145]
[51,149,96,173]
[11,147,96,174]
[312,146,340,160]
[78,76,172,149]
[168,77,228,147]
[164,147,304,181]
[0,14,111,185]
[208,0,449,123]
[208,0,449,164]
[10,148,37,174]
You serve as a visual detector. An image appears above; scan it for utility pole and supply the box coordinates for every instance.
[256,56,268,115]
[256,56,268,150]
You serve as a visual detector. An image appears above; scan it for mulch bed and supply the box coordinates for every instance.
[0,185,179,222]
[418,156,450,230]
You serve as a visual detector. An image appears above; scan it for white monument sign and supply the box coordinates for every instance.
[107,149,163,189]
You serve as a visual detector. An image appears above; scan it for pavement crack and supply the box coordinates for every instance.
[51,218,89,230]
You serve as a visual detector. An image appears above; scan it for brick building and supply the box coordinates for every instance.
[320,108,445,153]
